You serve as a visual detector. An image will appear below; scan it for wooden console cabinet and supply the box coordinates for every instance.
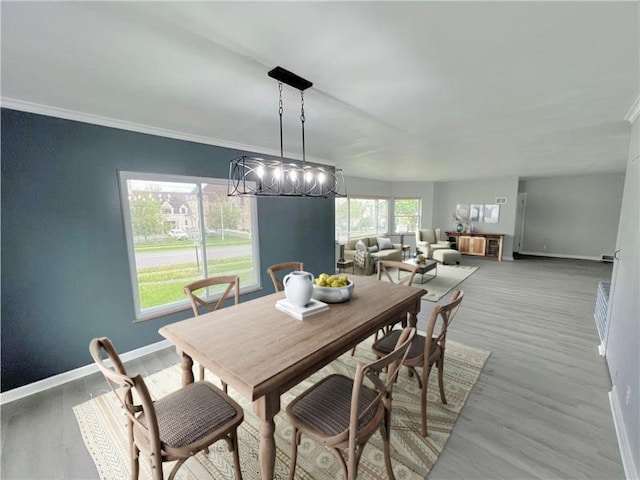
[445,232,504,261]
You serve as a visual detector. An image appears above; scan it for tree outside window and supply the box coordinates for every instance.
[394,198,421,234]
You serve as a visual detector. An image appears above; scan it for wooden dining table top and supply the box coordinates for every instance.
[159,275,426,401]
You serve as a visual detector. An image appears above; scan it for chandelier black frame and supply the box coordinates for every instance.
[227,66,346,197]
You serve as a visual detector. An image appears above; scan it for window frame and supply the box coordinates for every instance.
[393,197,422,234]
[335,195,390,241]
[118,170,260,321]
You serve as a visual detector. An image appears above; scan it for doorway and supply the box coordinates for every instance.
[513,192,527,254]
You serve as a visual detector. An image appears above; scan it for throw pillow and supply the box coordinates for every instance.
[355,239,367,252]
[376,237,393,250]
[368,245,379,253]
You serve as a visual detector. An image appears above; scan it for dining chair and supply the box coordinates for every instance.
[89,337,244,480]
[377,259,419,287]
[286,327,416,480]
[351,260,418,356]
[377,260,419,333]
[266,261,304,292]
[371,289,464,437]
[184,275,240,390]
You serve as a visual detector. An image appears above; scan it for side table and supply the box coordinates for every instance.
[336,259,355,274]
[402,245,411,259]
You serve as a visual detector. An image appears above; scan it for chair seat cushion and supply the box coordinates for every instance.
[140,381,238,448]
[372,329,439,362]
[289,374,378,436]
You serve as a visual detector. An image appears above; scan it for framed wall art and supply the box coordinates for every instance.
[484,204,500,223]
[470,204,484,222]
[455,204,470,222]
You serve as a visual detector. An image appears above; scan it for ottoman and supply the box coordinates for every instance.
[433,248,461,265]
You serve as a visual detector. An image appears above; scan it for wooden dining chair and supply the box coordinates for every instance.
[184,275,240,389]
[266,261,304,292]
[376,260,419,335]
[286,327,416,480]
[371,289,464,437]
[89,337,244,480]
[377,259,419,287]
[351,260,418,356]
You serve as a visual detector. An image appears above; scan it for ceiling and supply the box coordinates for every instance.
[1,1,638,182]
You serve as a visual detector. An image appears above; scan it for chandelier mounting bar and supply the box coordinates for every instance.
[267,66,313,91]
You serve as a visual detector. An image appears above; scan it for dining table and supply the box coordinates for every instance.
[159,275,426,480]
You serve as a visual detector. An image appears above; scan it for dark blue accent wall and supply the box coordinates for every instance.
[1,108,335,391]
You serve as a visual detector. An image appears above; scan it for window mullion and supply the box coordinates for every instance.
[196,183,208,280]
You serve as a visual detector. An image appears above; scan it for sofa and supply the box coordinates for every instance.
[415,228,451,258]
[343,236,403,275]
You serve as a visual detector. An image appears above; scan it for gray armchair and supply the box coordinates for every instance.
[415,228,451,258]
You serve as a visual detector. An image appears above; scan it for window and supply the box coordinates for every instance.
[335,197,349,243]
[335,197,389,240]
[393,198,421,234]
[119,171,259,320]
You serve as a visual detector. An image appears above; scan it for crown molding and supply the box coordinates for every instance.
[625,94,640,123]
[0,97,333,166]
[0,97,271,153]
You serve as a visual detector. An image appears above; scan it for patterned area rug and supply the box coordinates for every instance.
[389,264,478,302]
[74,336,489,480]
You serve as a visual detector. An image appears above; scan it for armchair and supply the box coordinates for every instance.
[415,228,450,259]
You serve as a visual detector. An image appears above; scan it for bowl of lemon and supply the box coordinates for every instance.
[312,273,354,303]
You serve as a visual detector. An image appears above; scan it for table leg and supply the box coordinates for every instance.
[253,394,281,480]
[179,351,194,387]
[407,298,421,329]
[406,298,423,377]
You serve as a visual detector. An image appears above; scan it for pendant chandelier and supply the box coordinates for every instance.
[227,66,346,197]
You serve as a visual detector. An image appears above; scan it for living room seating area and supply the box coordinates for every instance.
[415,228,451,259]
[343,236,403,275]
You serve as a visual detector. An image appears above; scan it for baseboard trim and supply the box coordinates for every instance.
[0,339,173,405]
[609,386,639,480]
[517,251,602,262]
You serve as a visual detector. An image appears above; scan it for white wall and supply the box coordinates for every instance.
[605,114,640,479]
[519,173,625,260]
[344,175,393,197]
[432,177,520,259]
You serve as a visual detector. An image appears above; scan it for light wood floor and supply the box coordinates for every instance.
[1,256,623,479]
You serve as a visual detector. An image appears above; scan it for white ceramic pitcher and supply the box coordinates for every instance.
[283,271,315,308]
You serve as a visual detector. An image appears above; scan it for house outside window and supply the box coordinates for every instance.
[393,198,421,234]
[119,171,259,321]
